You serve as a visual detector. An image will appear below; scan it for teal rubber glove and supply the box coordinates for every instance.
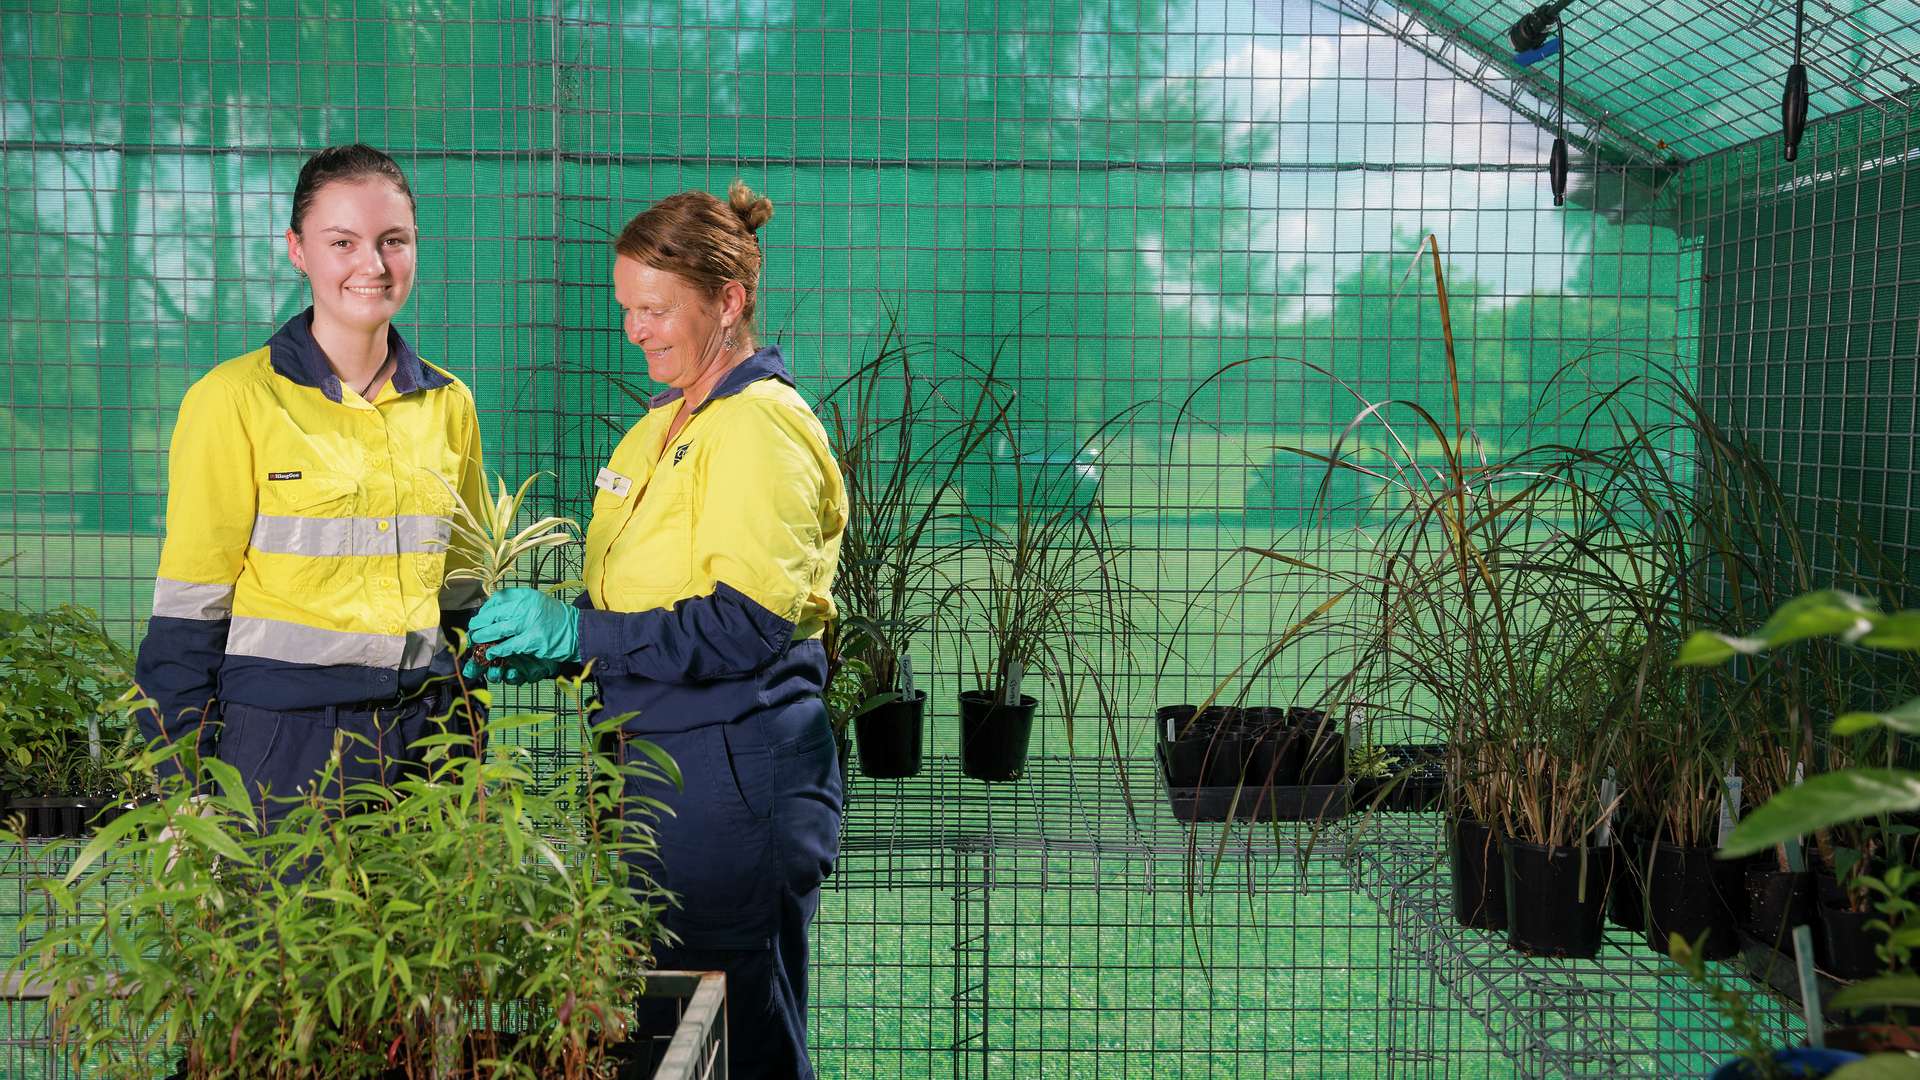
[487,654,566,685]
[470,588,582,664]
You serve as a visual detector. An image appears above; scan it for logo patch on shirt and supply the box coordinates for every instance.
[267,471,303,481]
[594,467,633,497]
[673,442,692,465]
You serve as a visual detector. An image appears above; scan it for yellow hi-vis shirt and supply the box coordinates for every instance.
[134,310,488,754]
[573,346,845,732]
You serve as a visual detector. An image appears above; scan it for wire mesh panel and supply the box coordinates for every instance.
[1679,102,1920,602]
[0,0,1830,1077]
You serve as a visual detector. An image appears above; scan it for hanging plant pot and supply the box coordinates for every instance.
[855,690,926,779]
[959,691,1037,782]
[1816,904,1882,980]
[1502,840,1610,959]
[1742,864,1814,944]
[1644,843,1744,961]
[1608,830,1648,932]
[1449,816,1509,931]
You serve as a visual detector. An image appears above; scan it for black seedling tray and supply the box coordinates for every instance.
[1157,745,1349,823]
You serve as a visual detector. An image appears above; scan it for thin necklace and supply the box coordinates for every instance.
[357,355,391,401]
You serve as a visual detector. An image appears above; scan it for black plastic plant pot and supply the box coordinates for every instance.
[1300,728,1347,787]
[1502,840,1610,959]
[1644,843,1744,961]
[1243,710,1303,788]
[1743,864,1815,944]
[855,691,926,779]
[1285,705,1326,725]
[960,691,1038,782]
[1817,904,1882,981]
[1608,831,1647,932]
[4,796,128,839]
[1161,705,1247,787]
[1449,817,1509,931]
[1156,705,1208,787]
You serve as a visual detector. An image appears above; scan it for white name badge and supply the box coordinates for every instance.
[594,467,633,498]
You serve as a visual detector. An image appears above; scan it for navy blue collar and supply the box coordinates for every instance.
[647,345,796,412]
[267,308,450,403]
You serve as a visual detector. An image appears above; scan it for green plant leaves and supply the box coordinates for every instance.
[1829,974,1920,1014]
[1719,769,1920,858]
[20,699,681,1076]
[1835,697,1920,737]
[1678,591,1900,667]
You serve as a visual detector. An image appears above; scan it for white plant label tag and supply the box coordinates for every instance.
[1718,773,1742,849]
[595,467,632,497]
[1004,661,1024,706]
[899,654,916,697]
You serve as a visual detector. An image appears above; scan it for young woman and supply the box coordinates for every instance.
[135,143,489,824]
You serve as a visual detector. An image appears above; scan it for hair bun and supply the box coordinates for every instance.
[727,180,775,234]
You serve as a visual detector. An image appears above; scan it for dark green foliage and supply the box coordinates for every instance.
[0,592,139,798]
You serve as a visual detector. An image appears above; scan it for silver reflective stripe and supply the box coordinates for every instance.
[152,578,234,621]
[226,617,444,670]
[250,514,449,557]
[440,576,486,611]
[396,515,451,554]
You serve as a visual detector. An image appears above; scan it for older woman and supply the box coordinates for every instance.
[468,182,846,1079]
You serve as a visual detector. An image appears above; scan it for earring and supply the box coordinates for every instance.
[723,327,738,350]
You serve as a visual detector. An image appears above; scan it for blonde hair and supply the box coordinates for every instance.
[613,180,774,330]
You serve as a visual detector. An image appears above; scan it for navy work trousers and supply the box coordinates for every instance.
[615,695,843,1079]
[215,686,466,828]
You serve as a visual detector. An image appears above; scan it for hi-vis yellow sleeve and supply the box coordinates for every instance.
[137,372,257,746]
[693,404,838,629]
[155,374,257,614]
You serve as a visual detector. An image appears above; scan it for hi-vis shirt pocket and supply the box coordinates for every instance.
[251,469,363,589]
[259,469,358,516]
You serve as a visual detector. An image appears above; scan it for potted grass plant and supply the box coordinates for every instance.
[819,328,1008,780]
[951,404,1138,783]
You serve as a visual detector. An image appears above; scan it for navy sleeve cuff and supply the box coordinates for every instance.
[577,582,794,684]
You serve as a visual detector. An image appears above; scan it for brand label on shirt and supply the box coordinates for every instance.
[267,471,303,481]
[594,467,633,497]
[673,442,692,465]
